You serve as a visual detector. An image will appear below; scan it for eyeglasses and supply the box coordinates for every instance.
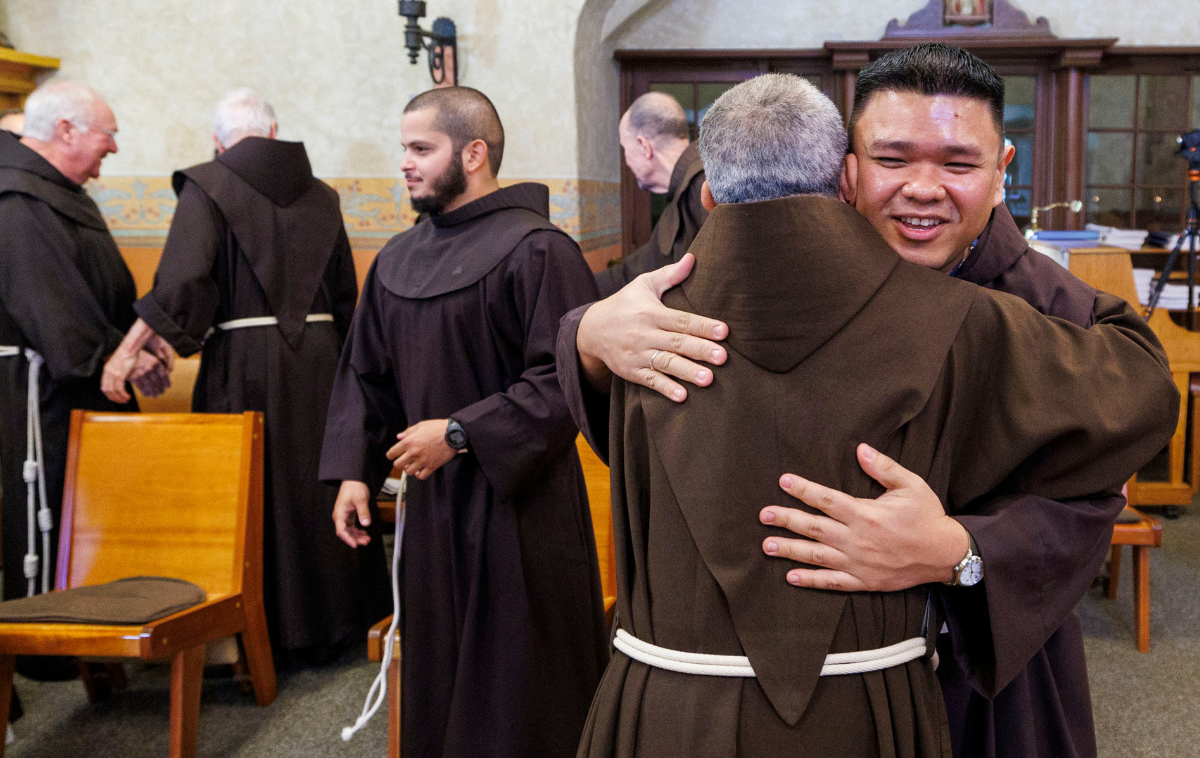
[68,120,118,142]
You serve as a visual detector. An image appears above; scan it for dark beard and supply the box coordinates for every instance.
[409,153,468,215]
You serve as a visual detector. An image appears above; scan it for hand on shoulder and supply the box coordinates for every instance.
[576,253,729,402]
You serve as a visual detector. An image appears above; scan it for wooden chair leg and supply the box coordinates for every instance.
[80,662,127,704]
[1107,545,1122,600]
[1133,545,1151,653]
[169,646,205,758]
[388,655,401,758]
[239,601,277,707]
[0,656,15,758]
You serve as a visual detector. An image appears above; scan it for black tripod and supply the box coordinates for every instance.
[1146,172,1200,327]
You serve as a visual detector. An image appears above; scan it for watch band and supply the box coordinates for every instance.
[445,418,468,451]
[946,535,983,587]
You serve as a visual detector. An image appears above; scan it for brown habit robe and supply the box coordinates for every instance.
[133,137,389,653]
[574,197,1177,758]
[0,130,137,604]
[319,183,610,758]
[595,142,706,298]
[937,203,1127,758]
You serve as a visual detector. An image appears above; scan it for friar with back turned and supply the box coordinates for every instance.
[319,86,609,758]
[102,88,389,659]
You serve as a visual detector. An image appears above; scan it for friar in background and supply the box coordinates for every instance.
[575,74,1176,758]
[0,81,169,680]
[101,88,388,660]
[595,91,707,298]
[0,109,23,135]
[320,86,608,758]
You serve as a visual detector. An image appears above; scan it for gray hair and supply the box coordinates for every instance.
[22,80,104,142]
[698,74,847,204]
[213,88,276,149]
[626,91,689,143]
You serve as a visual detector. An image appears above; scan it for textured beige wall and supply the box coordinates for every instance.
[614,0,1200,49]
[0,0,588,179]
[3,1,1195,215]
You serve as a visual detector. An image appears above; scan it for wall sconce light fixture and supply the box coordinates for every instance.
[398,1,458,87]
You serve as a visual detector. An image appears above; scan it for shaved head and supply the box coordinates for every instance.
[624,91,689,143]
[404,87,505,176]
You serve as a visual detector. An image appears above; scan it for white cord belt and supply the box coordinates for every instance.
[613,629,928,678]
[342,473,406,742]
[204,313,334,339]
[0,346,53,596]
[217,313,334,331]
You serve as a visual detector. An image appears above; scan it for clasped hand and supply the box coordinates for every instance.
[100,334,175,403]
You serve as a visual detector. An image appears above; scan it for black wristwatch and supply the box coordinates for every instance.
[445,418,469,450]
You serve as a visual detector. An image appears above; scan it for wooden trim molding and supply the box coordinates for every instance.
[883,0,1052,39]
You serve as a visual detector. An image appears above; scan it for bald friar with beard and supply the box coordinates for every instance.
[319,86,609,758]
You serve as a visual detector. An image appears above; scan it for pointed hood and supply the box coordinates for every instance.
[215,136,315,208]
[638,194,976,725]
[678,195,901,373]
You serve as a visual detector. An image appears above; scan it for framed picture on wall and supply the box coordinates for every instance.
[944,0,992,26]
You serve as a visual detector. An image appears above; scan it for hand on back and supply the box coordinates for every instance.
[760,444,969,592]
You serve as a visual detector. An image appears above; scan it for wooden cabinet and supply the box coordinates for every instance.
[0,47,60,111]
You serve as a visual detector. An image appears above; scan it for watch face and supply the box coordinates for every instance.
[447,429,467,449]
[958,557,984,587]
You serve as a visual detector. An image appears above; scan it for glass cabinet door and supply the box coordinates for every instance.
[1002,75,1037,230]
[1087,74,1196,231]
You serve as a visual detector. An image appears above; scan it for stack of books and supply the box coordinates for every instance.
[1086,224,1150,250]
[1027,230,1102,268]
[1133,268,1194,310]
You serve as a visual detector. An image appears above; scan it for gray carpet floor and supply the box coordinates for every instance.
[7,510,1200,757]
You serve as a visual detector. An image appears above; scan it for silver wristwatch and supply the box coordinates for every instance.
[945,537,983,587]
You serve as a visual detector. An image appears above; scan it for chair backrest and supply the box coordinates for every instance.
[1069,247,1200,373]
[57,411,264,603]
[576,435,617,612]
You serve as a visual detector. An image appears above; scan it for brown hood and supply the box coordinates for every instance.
[172,140,344,348]
[677,195,901,373]
[375,182,567,299]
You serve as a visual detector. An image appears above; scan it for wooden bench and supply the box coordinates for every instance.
[0,411,276,758]
[1107,506,1163,653]
[367,434,615,758]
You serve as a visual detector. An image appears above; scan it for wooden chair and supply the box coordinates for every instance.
[0,411,276,758]
[1106,506,1163,653]
[368,434,616,758]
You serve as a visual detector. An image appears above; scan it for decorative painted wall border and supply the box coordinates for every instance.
[88,176,621,253]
